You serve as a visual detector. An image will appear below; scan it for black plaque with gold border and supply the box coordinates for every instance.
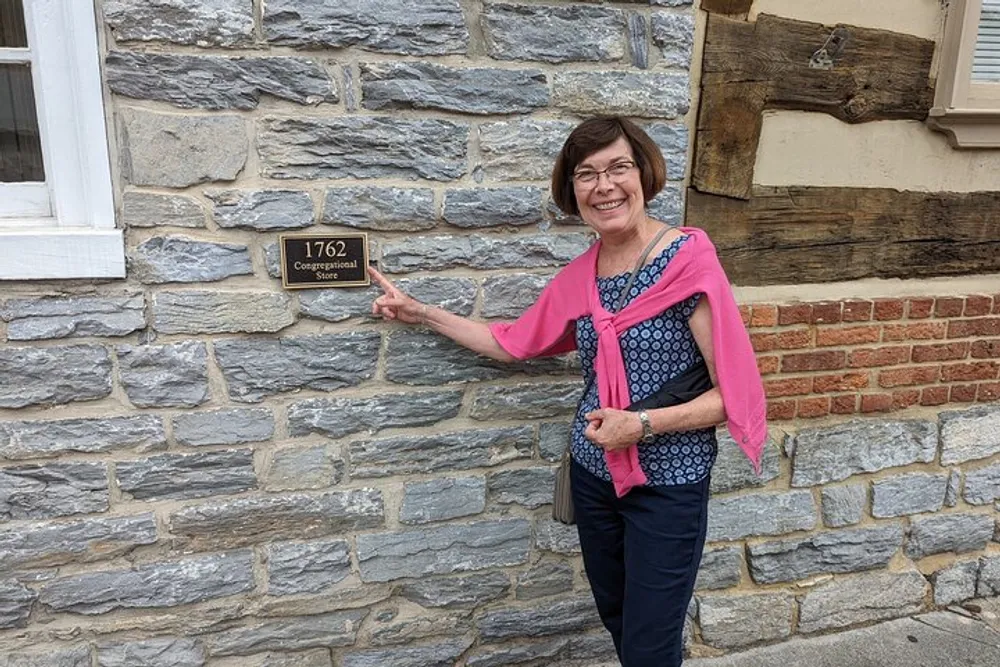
[279,233,370,289]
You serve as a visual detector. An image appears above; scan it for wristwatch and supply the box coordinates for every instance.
[638,411,656,443]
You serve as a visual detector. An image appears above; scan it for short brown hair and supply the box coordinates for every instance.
[550,117,667,216]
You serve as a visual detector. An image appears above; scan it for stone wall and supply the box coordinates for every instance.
[0,1,997,665]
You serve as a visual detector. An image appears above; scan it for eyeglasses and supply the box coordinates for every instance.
[572,160,637,186]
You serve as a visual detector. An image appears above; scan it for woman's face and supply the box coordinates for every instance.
[572,137,646,237]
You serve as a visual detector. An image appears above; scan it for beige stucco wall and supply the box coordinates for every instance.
[744,0,1000,194]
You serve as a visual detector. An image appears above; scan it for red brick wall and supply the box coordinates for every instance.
[741,294,1000,420]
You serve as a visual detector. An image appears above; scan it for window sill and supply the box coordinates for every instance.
[927,108,1000,148]
[0,227,125,280]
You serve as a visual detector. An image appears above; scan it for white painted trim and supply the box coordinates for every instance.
[0,228,125,280]
[0,0,122,279]
[0,48,32,63]
[0,183,51,217]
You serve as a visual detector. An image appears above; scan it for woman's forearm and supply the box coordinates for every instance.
[424,305,516,362]
[647,387,726,434]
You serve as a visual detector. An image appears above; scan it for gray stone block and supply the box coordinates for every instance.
[152,291,295,335]
[207,189,315,230]
[707,490,816,541]
[798,569,927,633]
[516,561,574,600]
[534,517,581,554]
[979,555,1000,596]
[0,345,111,408]
[791,419,938,486]
[477,595,602,641]
[118,341,209,408]
[400,571,510,609]
[932,560,979,605]
[351,427,532,479]
[940,405,1000,464]
[0,646,90,667]
[357,519,531,582]
[906,512,995,558]
[946,468,962,506]
[872,472,948,518]
[380,233,592,273]
[442,187,545,228]
[651,12,695,67]
[482,3,626,63]
[696,546,743,591]
[0,513,157,571]
[466,636,568,667]
[698,592,794,648]
[120,108,247,187]
[2,293,145,340]
[215,332,379,402]
[265,445,344,492]
[386,331,569,386]
[710,430,781,494]
[107,52,336,110]
[478,120,574,181]
[131,237,251,284]
[234,651,330,667]
[288,391,463,439]
[258,116,467,181]
[481,273,553,319]
[173,408,274,447]
[400,477,486,524]
[628,11,649,69]
[263,0,468,55]
[266,538,351,596]
[104,0,252,46]
[97,638,205,667]
[322,187,435,231]
[0,579,36,629]
[646,184,685,225]
[0,415,164,461]
[206,609,367,656]
[342,638,472,667]
[488,467,557,509]
[0,462,108,520]
[301,277,476,322]
[116,449,257,501]
[821,483,868,527]
[169,489,384,550]
[122,191,207,228]
[644,122,690,181]
[40,551,253,614]
[470,381,582,420]
[539,422,571,462]
[748,523,903,584]
[361,62,548,114]
[553,71,689,118]
[368,613,470,647]
[964,462,1000,505]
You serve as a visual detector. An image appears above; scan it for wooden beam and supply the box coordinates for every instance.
[701,0,752,14]
[693,14,935,199]
[686,187,1000,285]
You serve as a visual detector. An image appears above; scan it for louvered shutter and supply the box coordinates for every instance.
[972,0,1000,81]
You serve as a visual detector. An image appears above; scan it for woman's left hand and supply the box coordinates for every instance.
[584,408,643,450]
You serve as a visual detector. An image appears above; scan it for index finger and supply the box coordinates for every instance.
[367,265,398,295]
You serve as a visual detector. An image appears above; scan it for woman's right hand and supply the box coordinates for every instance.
[369,266,426,325]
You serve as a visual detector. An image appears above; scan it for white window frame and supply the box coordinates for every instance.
[0,0,123,279]
[928,0,1000,148]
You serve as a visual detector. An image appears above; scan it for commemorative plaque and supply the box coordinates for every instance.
[279,233,370,289]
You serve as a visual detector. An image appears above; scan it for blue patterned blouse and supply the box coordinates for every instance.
[571,235,718,486]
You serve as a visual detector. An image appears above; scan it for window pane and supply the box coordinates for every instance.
[0,0,28,48]
[0,62,45,182]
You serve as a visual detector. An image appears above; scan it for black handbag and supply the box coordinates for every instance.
[625,359,713,412]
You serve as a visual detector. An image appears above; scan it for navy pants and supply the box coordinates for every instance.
[571,460,710,667]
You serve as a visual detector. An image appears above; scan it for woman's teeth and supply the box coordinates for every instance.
[595,200,623,210]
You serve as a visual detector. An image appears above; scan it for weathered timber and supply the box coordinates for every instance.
[687,186,1000,285]
[694,14,935,199]
[701,0,752,14]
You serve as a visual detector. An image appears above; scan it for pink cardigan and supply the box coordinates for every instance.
[490,227,767,497]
